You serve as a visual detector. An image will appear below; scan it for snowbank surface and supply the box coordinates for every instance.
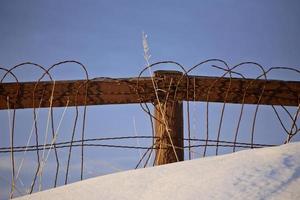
[16,142,300,200]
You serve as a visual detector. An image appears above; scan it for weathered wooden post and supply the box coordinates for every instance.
[153,70,184,165]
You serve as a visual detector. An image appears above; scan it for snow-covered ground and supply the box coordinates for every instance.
[16,142,300,200]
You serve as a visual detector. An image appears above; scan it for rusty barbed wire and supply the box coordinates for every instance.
[0,136,276,153]
[0,59,299,199]
[0,61,89,197]
[0,67,20,199]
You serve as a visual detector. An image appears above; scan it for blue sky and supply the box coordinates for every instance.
[1,0,300,77]
[0,0,300,199]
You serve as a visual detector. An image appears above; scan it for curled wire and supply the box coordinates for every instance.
[0,59,299,199]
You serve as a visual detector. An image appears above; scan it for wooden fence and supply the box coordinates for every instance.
[1,70,300,165]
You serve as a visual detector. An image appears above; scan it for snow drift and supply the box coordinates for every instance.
[16,142,300,200]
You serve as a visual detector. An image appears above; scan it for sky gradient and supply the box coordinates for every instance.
[0,0,300,199]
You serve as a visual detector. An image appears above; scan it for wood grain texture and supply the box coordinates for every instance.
[154,101,184,165]
[154,71,184,165]
[0,72,299,110]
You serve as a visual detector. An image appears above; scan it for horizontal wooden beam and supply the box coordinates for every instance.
[0,71,299,110]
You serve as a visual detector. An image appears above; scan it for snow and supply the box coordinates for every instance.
[16,142,300,200]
